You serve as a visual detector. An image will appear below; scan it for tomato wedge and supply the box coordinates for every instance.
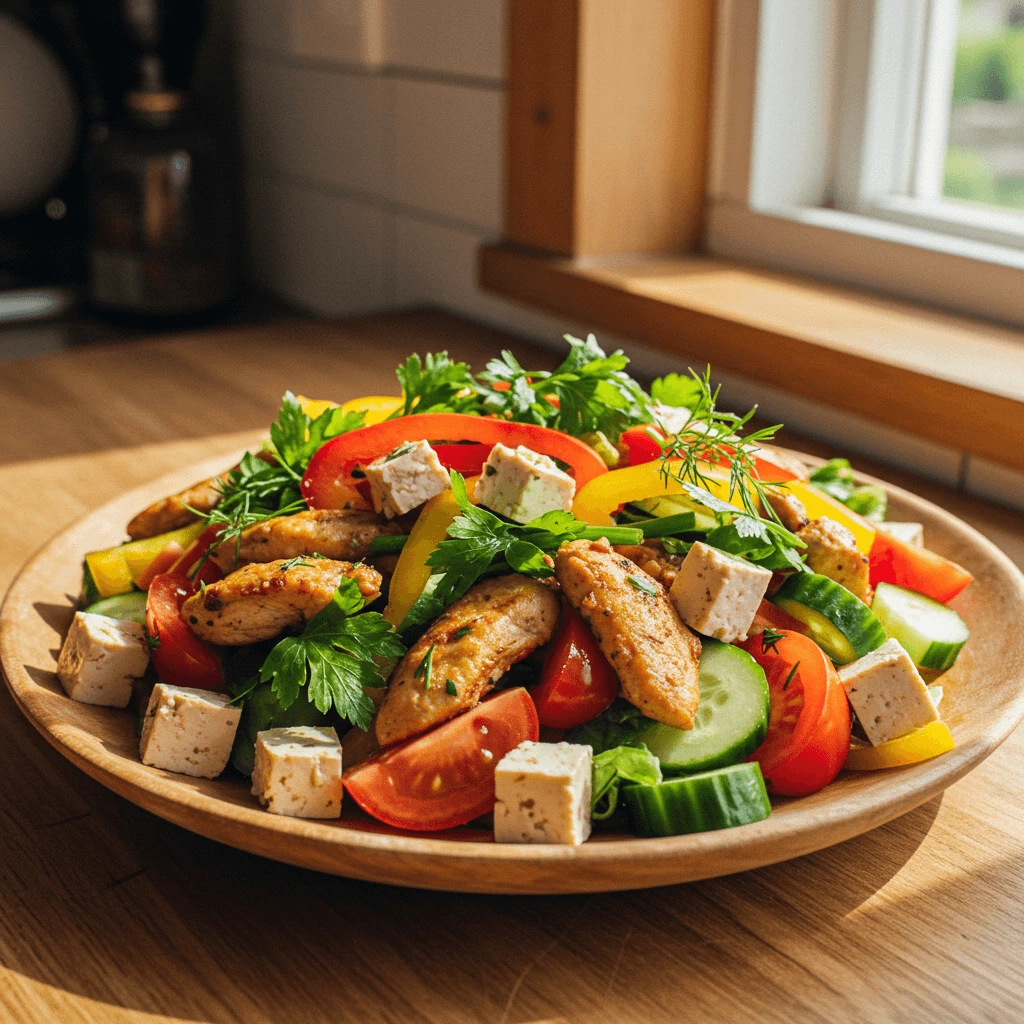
[146,574,224,690]
[301,413,608,509]
[741,630,850,796]
[619,425,664,466]
[869,530,973,604]
[342,688,539,830]
[168,525,225,587]
[533,604,619,728]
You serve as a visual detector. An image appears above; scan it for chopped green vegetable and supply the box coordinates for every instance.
[258,577,405,730]
[626,574,658,596]
[446,679,458,696]
[368,535,409,555]
[591,745,662,822]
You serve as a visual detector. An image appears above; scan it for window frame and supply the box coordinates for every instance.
[706,0,1024,329]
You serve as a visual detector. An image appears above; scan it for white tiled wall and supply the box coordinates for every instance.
[232,0,1022,512]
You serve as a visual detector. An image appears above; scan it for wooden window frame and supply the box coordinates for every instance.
[479,0,1024,473]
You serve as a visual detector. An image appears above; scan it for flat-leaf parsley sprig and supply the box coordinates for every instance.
[399,471,643,632]
[258,576,406,731]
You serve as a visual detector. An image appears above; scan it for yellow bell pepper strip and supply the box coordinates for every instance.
[782,479,876,555]
[384,476,479,626]
[845,721,954,770]
[572,460,742,527]
[297,394,403,426]
[85,520,208,599]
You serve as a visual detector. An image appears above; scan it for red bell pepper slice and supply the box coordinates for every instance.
[869,530,973,604]
[429,443,491,477]
[301,413,608,510]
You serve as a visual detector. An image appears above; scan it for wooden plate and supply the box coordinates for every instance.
[2,452,1023,894]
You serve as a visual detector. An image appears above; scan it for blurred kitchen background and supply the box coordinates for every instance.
[1,0,1023,507]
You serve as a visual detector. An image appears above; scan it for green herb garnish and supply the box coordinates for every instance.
[446,679,458,696]
[783,662,801,690]
[414,644,436,690]
[258,577,405,730]
[626,574,658,596]
[761,626,785,654]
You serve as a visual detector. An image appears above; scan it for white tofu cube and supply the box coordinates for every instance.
[838,638,939,746]
[139,684,241,778]
[475,443,576,524]
[647,401,692,435]
[364,439,450,518]
[669,541,772,643]
[57,611,149,708]
[879,522,924,547]
[494,741,592,845]
[251,726,343,819]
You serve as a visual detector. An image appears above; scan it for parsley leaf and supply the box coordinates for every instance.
[270,391,365,475]
[391,352,480,417]
[398,471,642,631]
[650,372,708,411]
[808,459,887,523]
[258,578,405,730]
[591,744,662,821]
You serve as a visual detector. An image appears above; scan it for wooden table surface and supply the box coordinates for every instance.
[1,310,1022,1024]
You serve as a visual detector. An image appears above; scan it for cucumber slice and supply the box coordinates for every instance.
[84,591,149,624]
[632,640,769,774]
[871,582,968,671]
[81,560,101,606]
[623,762,771,837]
[629,495,718,532]
[774,573,886,664]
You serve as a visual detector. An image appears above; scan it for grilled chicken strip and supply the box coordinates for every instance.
[212,508,406,573]
[797,516,871,601]
[761,487,810,533]
[375,575,560,747]
[555,538,702,730]
[182,559,382,646]
[127,471,228,540]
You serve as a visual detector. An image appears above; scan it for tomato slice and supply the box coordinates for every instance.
[342,688,539,830]
[168,525,225,587]
[869,530,972,604]
[302,413,608,509]
[740,630,850,796]
[532,604,619,728]
[146,574,224,690]
[134,541,185,590]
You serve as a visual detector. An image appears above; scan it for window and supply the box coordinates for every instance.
[706,0,1024,328]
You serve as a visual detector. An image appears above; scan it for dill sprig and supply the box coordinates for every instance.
[657,367,787,525]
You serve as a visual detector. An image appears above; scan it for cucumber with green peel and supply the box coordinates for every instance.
[84,591,148,624]
[774,572,886,664]
[871,582,969,671]
[629,640,770,774]
[81,560,101,606]
[623,762,772,837]
[628,494,719,532]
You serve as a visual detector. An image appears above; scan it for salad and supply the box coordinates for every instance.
[55,335,972,844]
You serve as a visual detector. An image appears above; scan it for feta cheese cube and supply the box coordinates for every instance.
[838,638,939,746]
[494,741,592,845]
[365,439,451,518]
[139,684,241,778]
[251,726,343,819]
[56,611,149,708]
[669,541,772,642]
[475,443,576,524]
[879,521,924,548]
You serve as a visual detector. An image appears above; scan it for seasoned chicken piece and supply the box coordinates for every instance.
[797,517,871,601]
[761,487,810,533]
[127,471,228,540]
[757,445,810,481]
[555,538,701,730]
[212,508,406,573]
[182,559,382,646]
[612,542,686,589]
[375,575,560,747]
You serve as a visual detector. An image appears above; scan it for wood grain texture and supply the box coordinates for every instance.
[479,244,1024,472]
[505,0,713,256]
[0,312,1022,1021]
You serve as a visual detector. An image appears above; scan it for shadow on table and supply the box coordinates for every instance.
[8,697,1010,1024]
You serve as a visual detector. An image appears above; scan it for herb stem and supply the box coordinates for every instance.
[578,526,645,545]
[369,535,409,555]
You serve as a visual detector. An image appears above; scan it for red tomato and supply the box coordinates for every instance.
[620,426,665,466]
[135,541,185,590]
[869,531,972,604]
[741,630,850,797]
[533,604,619,728]
[169,526,225,587]
[750,598,809,636]
[342,688,539,830]
[301,413,608,509]
[146,574,224,690]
